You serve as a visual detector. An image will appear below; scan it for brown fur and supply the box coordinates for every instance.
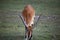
[22,5,35,26]
[22,5,35,40]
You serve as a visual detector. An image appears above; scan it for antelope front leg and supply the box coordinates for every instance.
[28,26,33,40]
[25,26,32,40]
[28,31,32,40]
[25,27,28,40]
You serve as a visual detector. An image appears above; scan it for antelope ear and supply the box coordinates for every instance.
[34,16,40,23]
[19,14,28,27]
[32,15,41,28]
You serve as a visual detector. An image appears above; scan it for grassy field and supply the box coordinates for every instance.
[0,0,60,40]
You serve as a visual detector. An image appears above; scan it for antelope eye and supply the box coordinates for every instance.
[31,24,34,26]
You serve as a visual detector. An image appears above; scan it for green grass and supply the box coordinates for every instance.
[0,0,60,40]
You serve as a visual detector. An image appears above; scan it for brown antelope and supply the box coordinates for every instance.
[22,4,35,40]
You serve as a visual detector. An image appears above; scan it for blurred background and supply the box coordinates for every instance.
[0,0,60,40]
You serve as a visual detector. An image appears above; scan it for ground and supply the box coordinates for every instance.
[0,0,60,40]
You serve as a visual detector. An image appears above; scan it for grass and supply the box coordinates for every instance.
[0,0,60,40]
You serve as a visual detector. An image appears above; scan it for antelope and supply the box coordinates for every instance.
[22,5,35,40]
